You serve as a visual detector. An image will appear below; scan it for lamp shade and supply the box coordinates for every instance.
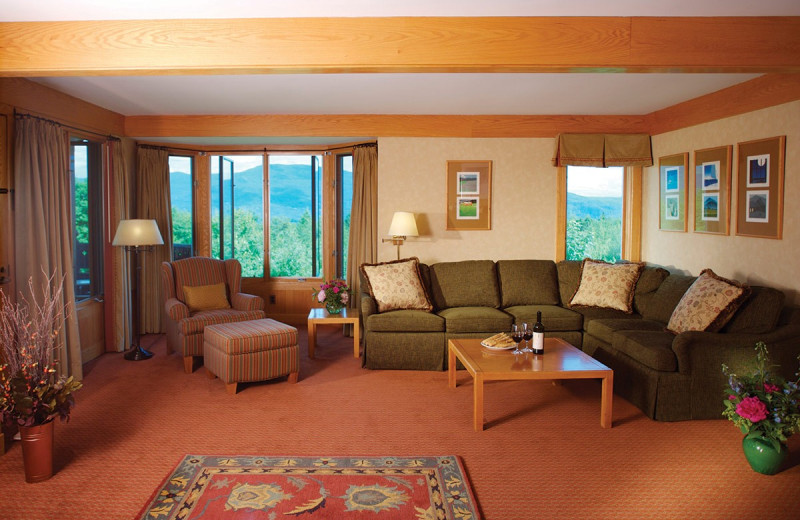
[112,219,164,247]
[387,212,418,237]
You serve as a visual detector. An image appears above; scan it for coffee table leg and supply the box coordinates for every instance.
[448,347,457,388]
[600,372,613,428]
[353,320,360,358]
[473,373,484,432]
[307,320,317,359]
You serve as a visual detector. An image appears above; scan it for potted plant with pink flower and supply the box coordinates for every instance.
[722,342,800,475]
[312,279,350,315]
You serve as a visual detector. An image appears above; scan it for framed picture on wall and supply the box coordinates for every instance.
[658,153,688,232]
[693,145,732,235]
[736,136,785,239]
[446,160,492,230]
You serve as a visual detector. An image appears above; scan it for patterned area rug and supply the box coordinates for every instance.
[138,455,480,519]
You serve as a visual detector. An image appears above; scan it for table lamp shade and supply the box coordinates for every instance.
[387,212,418,237]
[112,219,164,247]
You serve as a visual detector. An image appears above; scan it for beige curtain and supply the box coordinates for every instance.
[346,143,378,305]
[552,133,653,167]
[13,115,82,379]
[106,139,131,352]
[136,146,172,334]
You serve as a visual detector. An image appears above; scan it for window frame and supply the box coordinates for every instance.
[556,166,642,262]
[69,136,104,301]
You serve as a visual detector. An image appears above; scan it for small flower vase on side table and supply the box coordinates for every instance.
[325,302,344,315]
[19,420,55,483]
[742,435,787,475]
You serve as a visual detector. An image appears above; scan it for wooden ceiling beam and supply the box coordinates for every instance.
[1,17,799,77]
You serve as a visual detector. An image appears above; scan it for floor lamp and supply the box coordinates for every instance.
[112,219,164,361]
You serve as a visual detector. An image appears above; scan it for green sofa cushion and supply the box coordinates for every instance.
[612,330,678,372]
[722,286,785,334]
[502,304,583,332]
[366,310,445,332]
[437,307,512,333]
[586,318,662,344]
[496,260,560,307]
[639,274,696,323]
[632,266,670,314]
[556,260,582,306]
[429,260,500,309]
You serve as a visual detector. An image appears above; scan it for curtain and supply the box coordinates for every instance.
[136,146,172,334]
[13,115,82,379]
[346,144,378,309]
[552,133,653,167]
[105,139,131,352]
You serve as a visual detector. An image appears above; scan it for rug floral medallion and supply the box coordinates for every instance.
[138,455,481,519]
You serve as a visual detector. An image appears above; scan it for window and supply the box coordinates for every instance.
[268,154,323,278]
[336,154,353,279]
[565,166,624,262]
[210,155,264,277]
[168,155,193,260]
[70,138,103,301]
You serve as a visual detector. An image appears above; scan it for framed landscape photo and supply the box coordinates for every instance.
[736,136,785,239]
[446,160,492,230]
[693,145,732,235]
[658,153,688,231]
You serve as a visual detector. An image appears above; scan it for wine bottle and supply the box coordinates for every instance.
[533,311,544,355]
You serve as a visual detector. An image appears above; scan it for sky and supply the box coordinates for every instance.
[567,166,623,197]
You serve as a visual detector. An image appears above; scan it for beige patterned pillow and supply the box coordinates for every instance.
[361,257,433,313]
[667,269,750,334]
[569,259,644,313]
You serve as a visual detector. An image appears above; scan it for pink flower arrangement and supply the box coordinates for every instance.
[722,342,800,450]
[312,279,350,312]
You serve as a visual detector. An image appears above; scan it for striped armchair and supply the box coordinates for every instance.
[161,257,265,373]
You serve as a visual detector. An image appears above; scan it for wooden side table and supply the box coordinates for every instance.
[307,307,360,359]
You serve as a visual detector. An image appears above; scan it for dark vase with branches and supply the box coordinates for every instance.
[0,274,82,482]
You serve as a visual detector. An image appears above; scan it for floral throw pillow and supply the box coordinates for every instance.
[667,269,750,334]
[569,259,645,313]
[361,257,433,313]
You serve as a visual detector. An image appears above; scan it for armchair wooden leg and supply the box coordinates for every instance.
[225,382,238,395]
[183,356,195,374]
[288,371,299,384]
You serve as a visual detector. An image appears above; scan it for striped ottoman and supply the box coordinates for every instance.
[203,319,299,394]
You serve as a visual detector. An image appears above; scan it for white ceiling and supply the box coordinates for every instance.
[6,1,799,144]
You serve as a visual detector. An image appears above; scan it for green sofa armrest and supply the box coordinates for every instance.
[361,294,377,323]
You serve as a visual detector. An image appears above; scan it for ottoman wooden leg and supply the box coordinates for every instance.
[206,368,217,379]
[183,356,195,374]
[225,382,238,395]
[288,371,299,384]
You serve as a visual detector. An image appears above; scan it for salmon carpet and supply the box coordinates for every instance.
[138,454,478,519]
[1,327,799,519]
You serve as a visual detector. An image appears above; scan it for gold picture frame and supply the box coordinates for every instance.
[446,160,492,230]
[735,136,785,239]
[693,145,732,235]
[659,153,688,232]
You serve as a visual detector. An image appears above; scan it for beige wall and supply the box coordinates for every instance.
[377,138,557,264]
[643,101,800,305]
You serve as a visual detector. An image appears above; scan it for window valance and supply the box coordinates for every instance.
[552,133,653,167]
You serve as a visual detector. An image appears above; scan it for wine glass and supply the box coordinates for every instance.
[521,322,533,353]
[511,324,524,355]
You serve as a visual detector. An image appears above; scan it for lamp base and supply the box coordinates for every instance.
[124,345,153,361]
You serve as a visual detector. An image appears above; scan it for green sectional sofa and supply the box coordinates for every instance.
[359,259,800,421]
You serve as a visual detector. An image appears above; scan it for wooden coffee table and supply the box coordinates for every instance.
[307,308,360,359]
[448,337,613,431]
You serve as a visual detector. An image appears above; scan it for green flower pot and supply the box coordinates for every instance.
[741,436,787,475]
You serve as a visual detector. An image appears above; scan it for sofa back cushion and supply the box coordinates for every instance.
[721,286,785,334]
[429,260,500,309]
[496,260,560,307]
[632,266,670,315]
[556,260,582,306]
[639,274,697,323]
